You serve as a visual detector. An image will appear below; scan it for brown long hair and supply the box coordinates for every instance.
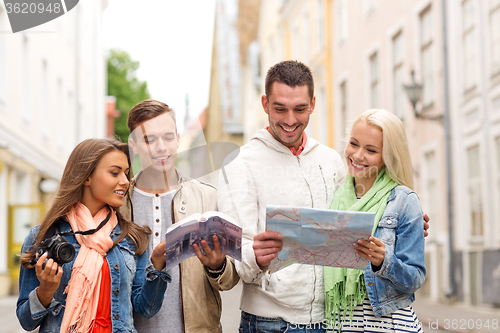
[21,138,151,267]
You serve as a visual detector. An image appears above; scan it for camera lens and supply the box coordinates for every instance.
[54,242,75,264]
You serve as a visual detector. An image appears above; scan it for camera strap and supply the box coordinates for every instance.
[59,207,113,237]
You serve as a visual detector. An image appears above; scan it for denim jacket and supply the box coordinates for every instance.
[364,186,426,317]
[16,220,171,333]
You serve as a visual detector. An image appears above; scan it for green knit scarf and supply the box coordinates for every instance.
[324,168,398,324]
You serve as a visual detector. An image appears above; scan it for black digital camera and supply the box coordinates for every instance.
[30,234,76,267]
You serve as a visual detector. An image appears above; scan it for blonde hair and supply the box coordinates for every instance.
[347,109,414,190]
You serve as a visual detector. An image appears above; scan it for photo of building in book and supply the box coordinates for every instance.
[201,217,242,256]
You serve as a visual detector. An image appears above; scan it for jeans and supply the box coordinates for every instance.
[239,311,327,333]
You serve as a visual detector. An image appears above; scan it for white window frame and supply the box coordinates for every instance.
[490,0,500,75]
[335,74,349,150]
[369,52,380,108]
[466,144,484,241]
[392,31,405,119]
[495,135,500,241]
[21,36,31,125]
[364,0,377,16]
[422,148,440,242]
[420,6,434,108]
[292,19,300,61]
[317,83,327,145]
[41,59,50,141]
[302,5,311,64]
[337,0,348,44]
[462,0,478,91]
[315,0,325,53]
[56,77,64,149]
[340,80,347,135]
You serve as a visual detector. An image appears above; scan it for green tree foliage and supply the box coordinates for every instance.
[107,49,150,142]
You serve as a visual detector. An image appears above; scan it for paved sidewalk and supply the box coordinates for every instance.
[0,295,30,333]
[3,290,499,333]
[412,297,500,333]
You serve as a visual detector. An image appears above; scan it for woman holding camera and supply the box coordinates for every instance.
[16,138,170,333]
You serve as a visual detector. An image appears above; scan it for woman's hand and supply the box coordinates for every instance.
[151,240,166,271]
[193,235,226,271]
[353,236,385,267]
[35,253,63,308]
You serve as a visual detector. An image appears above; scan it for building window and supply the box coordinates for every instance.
[41,60,50,140]
[340,80,347,135]
[467,145,483,238]
[497,136,500,171]
[424,151,438,236]
[292,19,299,61]
[392,31,405,119]
[317,84,327,144]
[496,137,500,233]
[315,0,325,52]
[67,91,74,150]
[302,7,310,64]
[365,0,377,15]
[12,171,34,245]
[56,78,64,148]
[276,33,285,63]
[463,0,478,90]
[337,0,348,43]
[420,7,434,108]
[370,52,380,108]
[21,36,32,124]
[490,0,500,75]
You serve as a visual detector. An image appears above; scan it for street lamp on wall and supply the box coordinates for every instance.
[403,71,443,121]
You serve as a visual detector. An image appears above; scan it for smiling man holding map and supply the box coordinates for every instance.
[218,61,346,333]
[218,61,429,333]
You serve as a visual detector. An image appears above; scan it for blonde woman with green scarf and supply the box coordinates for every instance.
[324,109,426,332]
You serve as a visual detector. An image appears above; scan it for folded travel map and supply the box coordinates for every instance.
[266,205,375,273]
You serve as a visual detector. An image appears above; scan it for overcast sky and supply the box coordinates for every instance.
[102,0,217,133]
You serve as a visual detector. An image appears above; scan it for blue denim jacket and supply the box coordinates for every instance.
[16,220,171,333]
[364,186,426,317]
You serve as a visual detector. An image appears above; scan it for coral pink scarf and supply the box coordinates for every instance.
[60,203,118,333]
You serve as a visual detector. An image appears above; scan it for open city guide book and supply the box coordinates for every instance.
[164,211,242,271]
[266,205,375,273]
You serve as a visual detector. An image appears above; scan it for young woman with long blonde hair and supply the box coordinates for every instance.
[325,109,426,332]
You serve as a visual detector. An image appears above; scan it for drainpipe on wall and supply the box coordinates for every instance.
[442,0,456,298]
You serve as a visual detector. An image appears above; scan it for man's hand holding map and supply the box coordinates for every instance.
[266,205,375,273]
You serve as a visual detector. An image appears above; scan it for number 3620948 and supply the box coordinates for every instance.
[444,319,498,330]
[6,2,62,14]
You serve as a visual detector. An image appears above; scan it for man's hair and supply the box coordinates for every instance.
[265,60,314,100]
[127,99,176,134]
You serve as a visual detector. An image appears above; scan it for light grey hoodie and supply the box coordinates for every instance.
[217,129,346,325]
